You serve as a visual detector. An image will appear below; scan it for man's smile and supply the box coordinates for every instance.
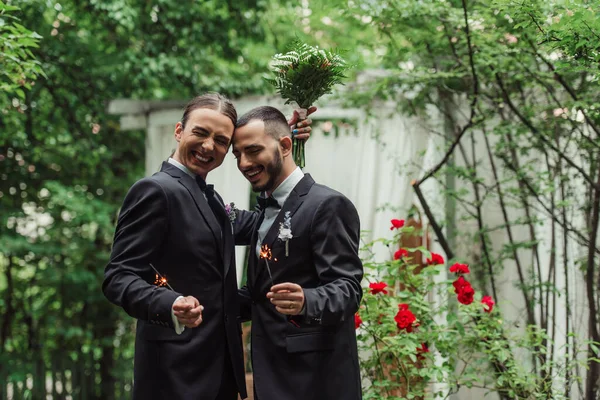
[191,150,214,164]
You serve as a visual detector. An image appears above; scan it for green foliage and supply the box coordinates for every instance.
[0,0,43,101]
[0,0,371,397]
[266,40,349,167]
[266,41,349,109]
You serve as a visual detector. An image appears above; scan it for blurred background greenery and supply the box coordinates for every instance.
[0,1,378,398]
[3,0,600,398]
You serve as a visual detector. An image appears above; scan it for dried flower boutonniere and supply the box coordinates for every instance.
[278,211,293,256]
[225,202,238,223]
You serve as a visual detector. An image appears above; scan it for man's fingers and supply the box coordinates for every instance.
[177,306,204,327]
[270,282,301,293]
[267,292,302,301]
[173,296,201,312]
[172,299,193,312]
[182,315,203,328]
[296,118,312,128]
[184,296,200,308]
[294,134,310,141]
[287,110,300,127]
[174,305,203,318]
[288,106,317,127]
[270,300,300,309]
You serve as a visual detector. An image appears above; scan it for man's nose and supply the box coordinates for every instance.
[202,137,214,151]
[238,154,251,170]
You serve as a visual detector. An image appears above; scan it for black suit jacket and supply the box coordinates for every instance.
[236,174,363,400]
[103,162,247,400]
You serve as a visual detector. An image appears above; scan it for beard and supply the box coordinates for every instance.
[252,147,283,193]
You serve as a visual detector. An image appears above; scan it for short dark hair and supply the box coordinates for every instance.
[181,92,237,128]
[236,106,289,140]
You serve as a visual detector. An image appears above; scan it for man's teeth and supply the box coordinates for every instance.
[195,154,210,162]
[247,170,260,177]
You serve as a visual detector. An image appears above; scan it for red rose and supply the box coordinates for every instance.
[457,285,475,305]
[394,303,416,331]
[453,276,475,305]
[449,263,470,274]
[369,282,388,295]
[482,295,495,313]
[452,276,469,293]
[394,248,408,260]
[390,219,405,230]
[354,313,363,329]
[427,252,444,265]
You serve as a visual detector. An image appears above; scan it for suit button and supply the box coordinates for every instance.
[224,315,229,323]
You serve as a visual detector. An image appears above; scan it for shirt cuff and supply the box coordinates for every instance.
[299,301,307,316]
[171,296,185,335]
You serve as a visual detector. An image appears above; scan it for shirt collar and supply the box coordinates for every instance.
[270,167,304,206]
[168,157,195,179]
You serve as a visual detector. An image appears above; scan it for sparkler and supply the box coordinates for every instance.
[259,244,275,288]
[149,263,174,291]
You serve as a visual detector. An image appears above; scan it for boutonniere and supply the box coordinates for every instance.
[225,202,238,223]
[278,211,293,256]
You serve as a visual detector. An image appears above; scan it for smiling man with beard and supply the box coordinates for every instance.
[231,106,364,400]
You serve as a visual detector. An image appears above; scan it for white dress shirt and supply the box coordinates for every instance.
[166,157,194,334]
[256,167,304,256]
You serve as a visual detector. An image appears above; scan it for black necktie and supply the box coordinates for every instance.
[195,175,223,229]
[256,195,280,211]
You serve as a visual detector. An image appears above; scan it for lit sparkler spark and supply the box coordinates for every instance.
[154,275,169,287]
[259,244,275,287]
[149,263,174,291]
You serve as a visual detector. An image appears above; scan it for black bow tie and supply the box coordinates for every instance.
[195,175,214,198]
[256,195,280,211]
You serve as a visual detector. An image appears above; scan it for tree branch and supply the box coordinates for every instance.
[412,181,454,260]
[494,72,596,187]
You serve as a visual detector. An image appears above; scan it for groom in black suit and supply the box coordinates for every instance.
[232,106,364,400]
[103,93,247,400]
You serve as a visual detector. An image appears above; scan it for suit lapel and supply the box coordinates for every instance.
[252,174,315,288]
[248,210,265,290]
[209,195,234,277]
[161,162,223,256]
[261,191,303,249]
[179,178,223,248]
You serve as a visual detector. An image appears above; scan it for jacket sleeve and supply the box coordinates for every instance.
[238,286,253,322]
[234,209,260,245]
[102,179,181,327]
[302,195,364,326]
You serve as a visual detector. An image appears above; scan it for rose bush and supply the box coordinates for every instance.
[356,219,587,400]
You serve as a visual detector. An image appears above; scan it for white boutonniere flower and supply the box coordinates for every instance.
[225,202,238,223]
[278,211,293,256]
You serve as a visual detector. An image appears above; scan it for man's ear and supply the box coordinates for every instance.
[280,135,293,157]
[174,122,183,142]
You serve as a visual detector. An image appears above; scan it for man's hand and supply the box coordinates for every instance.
[288,106,317,140]
[267,283,305,315]
[172,296,204,328]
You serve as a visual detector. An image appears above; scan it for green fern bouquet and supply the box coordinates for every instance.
[266,42,349,168]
